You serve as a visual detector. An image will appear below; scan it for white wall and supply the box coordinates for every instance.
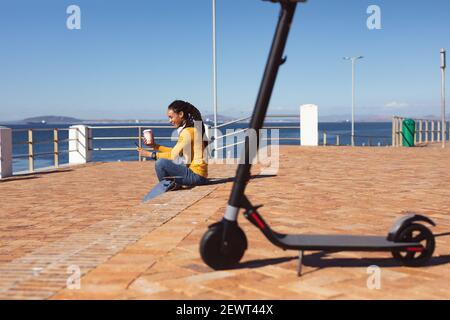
[300,104,319,146]
[69,125,92,165]
[0,127,13,178]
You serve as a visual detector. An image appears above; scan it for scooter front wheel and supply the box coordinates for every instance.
[200,223,247,270]
[391,223,435,267]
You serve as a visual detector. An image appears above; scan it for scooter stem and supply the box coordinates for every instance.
[227,1,298,209]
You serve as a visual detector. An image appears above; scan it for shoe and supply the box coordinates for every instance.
[167,181,182,192]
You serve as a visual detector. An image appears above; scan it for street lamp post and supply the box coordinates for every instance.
[344,56,364,147]
[441,48,446,148]
[212,0,218,159]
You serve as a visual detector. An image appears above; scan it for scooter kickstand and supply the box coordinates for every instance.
[297,251,304,277]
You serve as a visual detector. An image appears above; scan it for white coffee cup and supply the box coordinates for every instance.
[143,129,154,146]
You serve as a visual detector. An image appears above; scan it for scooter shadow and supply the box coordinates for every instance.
[301,252,450,276]
[206,174,277,186]
[233,252,450,275]
[230,256,297,269]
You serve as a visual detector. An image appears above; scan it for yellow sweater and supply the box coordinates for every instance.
[154,127,208,178]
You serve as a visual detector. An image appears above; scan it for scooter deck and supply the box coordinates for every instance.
[274,233,420,251]
[245,211,422,252]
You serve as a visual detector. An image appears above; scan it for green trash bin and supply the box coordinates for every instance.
[402,119,415,147]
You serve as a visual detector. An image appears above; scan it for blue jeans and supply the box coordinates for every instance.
[155,158,208,186]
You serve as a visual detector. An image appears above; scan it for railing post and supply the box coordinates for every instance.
[0,127,13,178]
[395,118,398,147]
[437,121,441,142]
[393,117,397,147]
[323,132,327,146]
[392,117,396,147]
[69,125,92,165]
[418,120,422,144]
[204,124,214,160]
[300,104,318,146]
[53,129,59,168]
[336,135,340,146]
[138,126,142,162]
[397,117,401,147]
[414,121,418,145]
[425,121,429,144]
[431,121,435,142]
[446,121,448,142]
[396,117,399,147]
[448,121,450,142]
[28,129,34,172]
[400,118,404,147]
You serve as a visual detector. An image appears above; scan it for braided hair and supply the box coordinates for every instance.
[167,100,208,148]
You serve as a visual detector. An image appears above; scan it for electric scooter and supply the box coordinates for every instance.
[199,0,437,276]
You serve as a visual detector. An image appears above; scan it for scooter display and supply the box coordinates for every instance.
[199,0,437,276]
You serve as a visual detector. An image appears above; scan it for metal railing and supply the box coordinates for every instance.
[10,125,177,174]
[11,117,400,175]
[392,116,450,147]
[85,115,302,161]
[11,128,71,173]
[211,114,301,157]
[320,132,391,147]
[87,125,174,162]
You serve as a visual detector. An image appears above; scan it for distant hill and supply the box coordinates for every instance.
[203,114,236,123]
[18,114,237,124]
[23,116,82,124]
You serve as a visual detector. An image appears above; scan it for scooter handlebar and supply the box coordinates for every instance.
[262,0,307,3]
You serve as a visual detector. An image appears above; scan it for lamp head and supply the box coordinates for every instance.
[441,49,446,69]
[343,56,364,61]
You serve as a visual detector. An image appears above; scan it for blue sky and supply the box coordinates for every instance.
[0,0,449,121]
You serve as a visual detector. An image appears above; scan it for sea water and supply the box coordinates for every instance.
[1,122,392,173]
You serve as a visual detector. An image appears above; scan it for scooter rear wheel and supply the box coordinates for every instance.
[200,223,247,270]
[391,223,435,267]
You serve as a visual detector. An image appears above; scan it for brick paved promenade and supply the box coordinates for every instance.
[1,146,449,299]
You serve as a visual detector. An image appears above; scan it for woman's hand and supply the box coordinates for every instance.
[137,147,154,158]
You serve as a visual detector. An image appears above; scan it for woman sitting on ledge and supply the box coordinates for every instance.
[137,100,209,188]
